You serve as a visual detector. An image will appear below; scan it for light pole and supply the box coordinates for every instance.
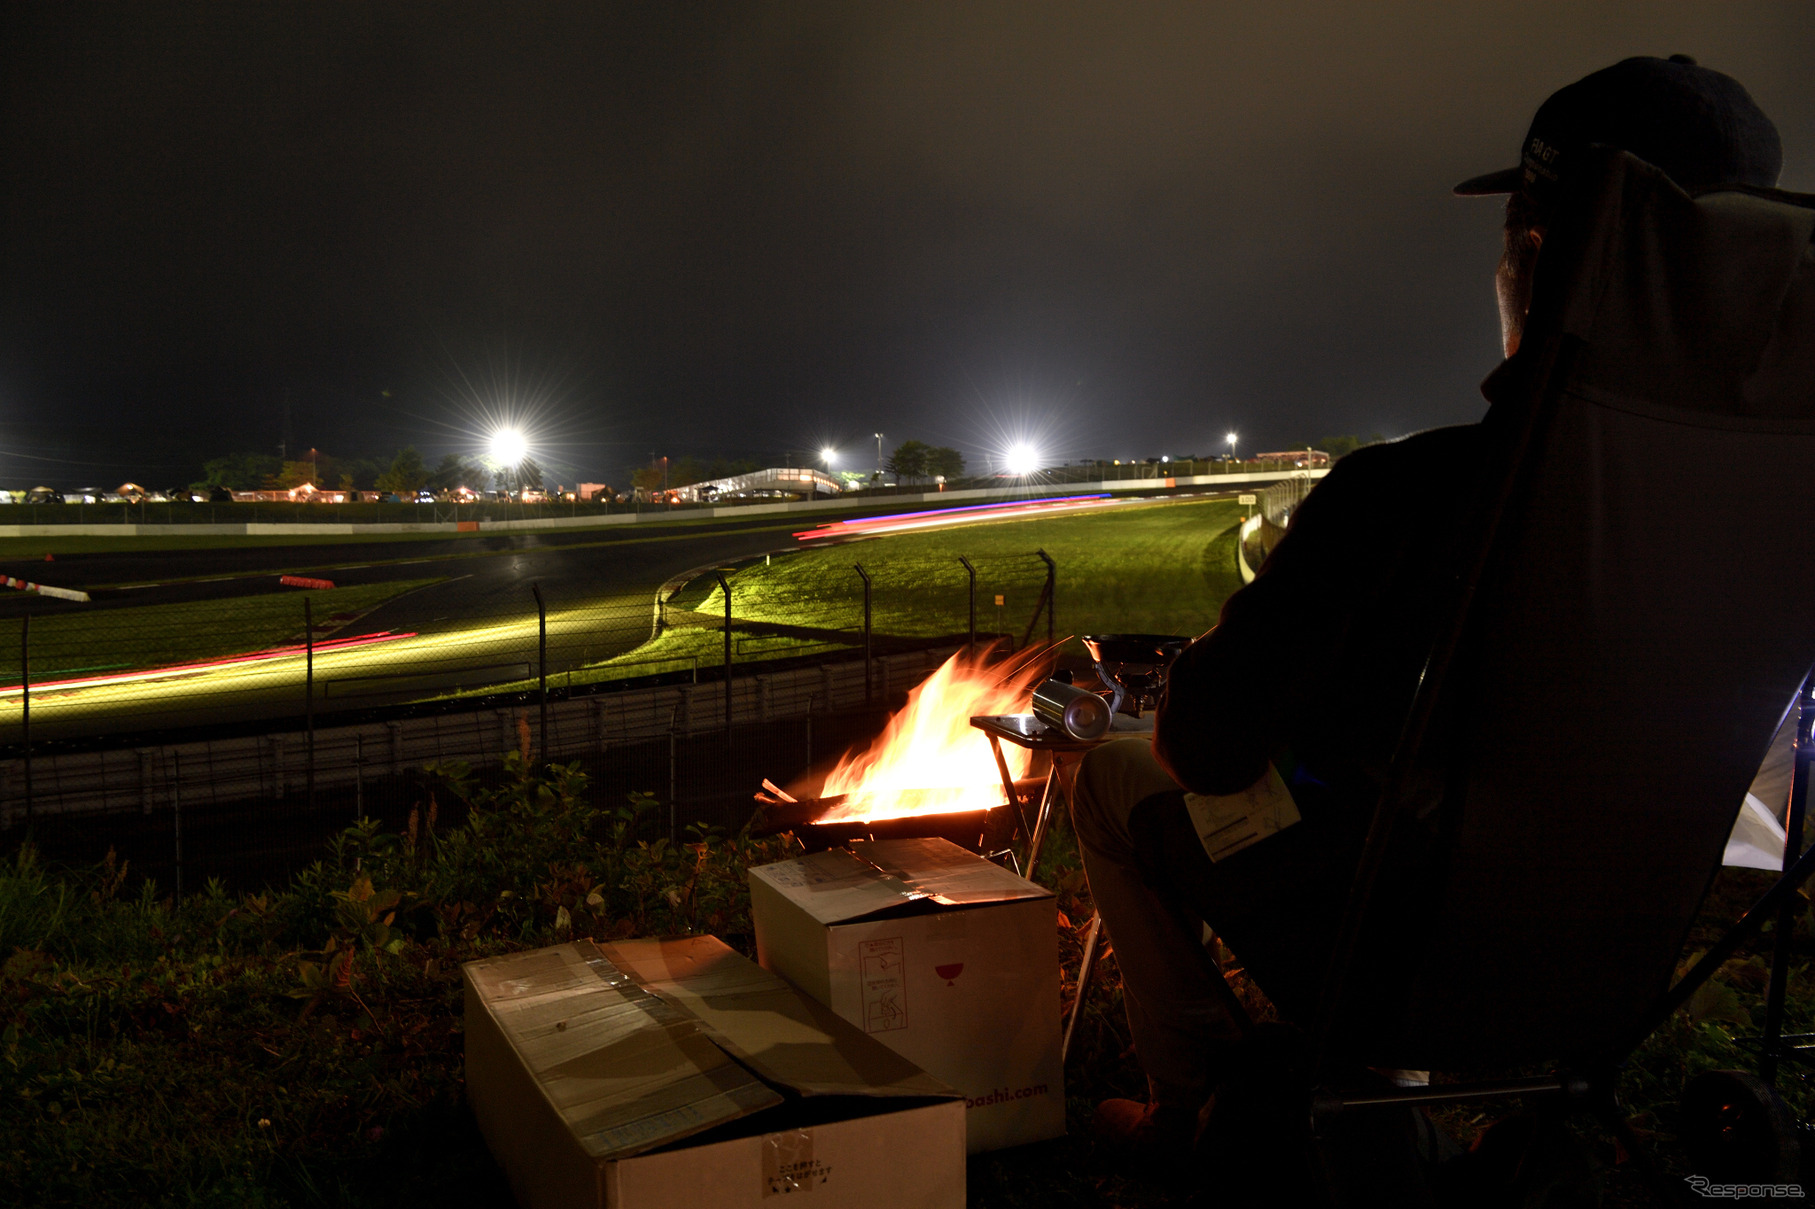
[874,433,884,477]
[1226,431,1238,463]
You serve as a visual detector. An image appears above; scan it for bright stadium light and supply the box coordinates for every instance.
[1225,431,1238,460]
[821,446,837,466]
[1004,443,1041,476]
[490,427,528,465]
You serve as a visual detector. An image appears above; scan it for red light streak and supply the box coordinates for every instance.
[794,494,1113,541]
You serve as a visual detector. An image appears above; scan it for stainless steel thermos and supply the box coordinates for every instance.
[1030,678,1113,740]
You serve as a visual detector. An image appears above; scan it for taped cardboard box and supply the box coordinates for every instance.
[463,935,965,1209]
[749,836,1064,1153]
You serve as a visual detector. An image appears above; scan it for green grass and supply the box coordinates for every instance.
[0,759,801,1208]
[0,581,437,681]
[3,759,1808,1207]
[433,629,850,701]
[473,497,1245,698]
[684,498,1245,653]
[420,498,1245,701]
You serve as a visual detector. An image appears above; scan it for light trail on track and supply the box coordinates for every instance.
[0,598,659,741]
[791,493,1122,540]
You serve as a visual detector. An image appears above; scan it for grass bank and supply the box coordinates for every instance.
[683,498,1245,654]
[1,756,1807,1207]
[0,581,437,682]
[436,498,1245,699]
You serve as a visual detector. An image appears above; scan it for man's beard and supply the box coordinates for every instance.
[1496,226,1542,357]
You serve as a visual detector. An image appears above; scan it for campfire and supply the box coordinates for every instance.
[755,647,1053,849]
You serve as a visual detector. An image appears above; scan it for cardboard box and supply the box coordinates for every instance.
[463,935,965,1209]
[749,836,1064,1152]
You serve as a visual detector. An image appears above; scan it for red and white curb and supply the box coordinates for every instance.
[1,575,90,602]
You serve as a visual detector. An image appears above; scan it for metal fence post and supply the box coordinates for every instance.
[713,571,732,735]
[1037,549,1056,651]
[172,750,183,900]
[532,583,549,764]
[958,556,977,656]
[20,614,30,823]
[1762,672,1815,1082]
[854,564,873,704]
[304,597,315,808]
[354,733,364,822]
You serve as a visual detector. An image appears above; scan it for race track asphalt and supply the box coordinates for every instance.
[0,513,833,743]
[0,513,816,631]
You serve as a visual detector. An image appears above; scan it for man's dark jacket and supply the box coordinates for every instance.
[1154,423,1483,815]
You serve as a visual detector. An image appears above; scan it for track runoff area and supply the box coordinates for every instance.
[0,488,1244,744]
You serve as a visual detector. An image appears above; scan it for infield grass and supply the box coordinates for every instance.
[0,580,438,682]
[442,498,1245,697]
[686,497,1245,654]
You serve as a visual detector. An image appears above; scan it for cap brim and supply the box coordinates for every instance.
[1453,166,1522,196]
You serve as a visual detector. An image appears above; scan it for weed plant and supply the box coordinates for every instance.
[3,734,1812,1206]
[0,728,794,1208]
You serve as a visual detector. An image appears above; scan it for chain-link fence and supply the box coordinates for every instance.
[659,550,1055,665]
[0,651,946,892]
[0,548,1057,876]
[0,549,1054,754]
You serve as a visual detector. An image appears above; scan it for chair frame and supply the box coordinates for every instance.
[1299,172,1815,1200]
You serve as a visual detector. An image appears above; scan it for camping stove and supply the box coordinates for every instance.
[1082,632,1192,717]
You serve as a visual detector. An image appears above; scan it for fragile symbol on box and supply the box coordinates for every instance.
[860,937,907,1032]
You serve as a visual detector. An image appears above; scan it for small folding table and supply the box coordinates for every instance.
[970,710,1154,1064]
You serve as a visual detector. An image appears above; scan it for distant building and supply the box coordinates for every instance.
[229,483,352,503]
[673,467,841,503]
[1253,449,1331,467]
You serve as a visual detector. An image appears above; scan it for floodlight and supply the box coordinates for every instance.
[1004,443,1041,476]
[821,447,837,465]
[490,427,528,465]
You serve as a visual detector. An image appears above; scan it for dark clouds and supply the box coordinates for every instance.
[3,2,1813,484]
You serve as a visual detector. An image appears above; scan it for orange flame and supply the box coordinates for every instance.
[807,648,1050,823]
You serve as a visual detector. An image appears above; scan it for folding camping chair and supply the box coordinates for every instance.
[1215,149,1815,1205]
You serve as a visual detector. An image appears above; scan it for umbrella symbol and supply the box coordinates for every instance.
[934,963,964,985]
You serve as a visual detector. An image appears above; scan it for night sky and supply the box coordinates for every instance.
[4,3,1813,488]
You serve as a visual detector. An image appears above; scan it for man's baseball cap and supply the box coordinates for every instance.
[1454,55,1781,203]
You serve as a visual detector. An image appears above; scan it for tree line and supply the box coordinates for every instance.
[884,440,963,482]
[194,448,507,494]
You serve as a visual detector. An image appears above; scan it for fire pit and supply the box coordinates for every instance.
[753,647,1053,854]
[751,786,1032,853]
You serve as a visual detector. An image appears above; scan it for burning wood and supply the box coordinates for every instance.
[754,647,1054,850]
[803,647,1051,823]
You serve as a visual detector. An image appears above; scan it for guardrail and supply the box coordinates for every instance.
[0,470,1323,537]
[0,649,956,894]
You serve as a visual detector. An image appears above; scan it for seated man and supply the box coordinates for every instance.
[1073,55,1787,1157]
